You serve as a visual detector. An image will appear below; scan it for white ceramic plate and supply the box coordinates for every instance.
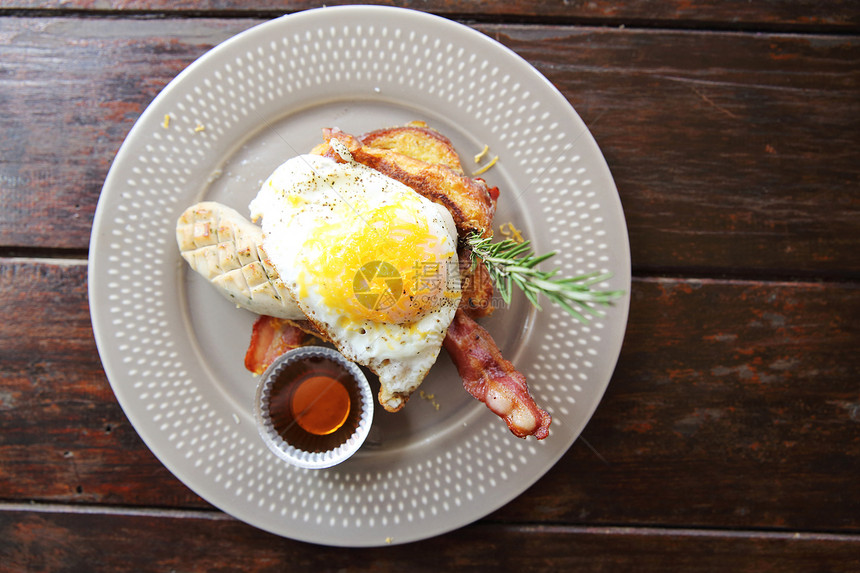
[89,6,630,547]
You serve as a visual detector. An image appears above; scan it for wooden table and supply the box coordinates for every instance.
[1,2,858,570]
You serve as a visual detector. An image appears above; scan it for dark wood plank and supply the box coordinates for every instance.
[0,508,858,572]
[0,0,857,31]
[0,258,206,508]
[496,277,860,532]
[0,17,257,254]
[1,18,857,277]
[2,259,857,532]
[485,24,860,278]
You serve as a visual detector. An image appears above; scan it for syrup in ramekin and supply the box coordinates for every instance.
[267,355,362,452]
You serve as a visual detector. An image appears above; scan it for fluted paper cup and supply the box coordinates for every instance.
[254,346,374,469]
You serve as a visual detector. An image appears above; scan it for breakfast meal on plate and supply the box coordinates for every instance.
[177,121,622,440]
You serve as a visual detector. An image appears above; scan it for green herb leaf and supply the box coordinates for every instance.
[465,231,624,323]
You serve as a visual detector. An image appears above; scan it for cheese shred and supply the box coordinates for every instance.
[472,154,499,176]
[473,144,489,163]
[419,390,441,411]
[162,114,170,129]
[499,221,525,243]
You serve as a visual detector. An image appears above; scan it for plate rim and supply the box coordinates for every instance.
[88,5,631,547]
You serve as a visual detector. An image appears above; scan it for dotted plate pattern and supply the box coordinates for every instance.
[89,6,630,547]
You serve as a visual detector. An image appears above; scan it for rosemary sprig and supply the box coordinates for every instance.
[465,231,625,323]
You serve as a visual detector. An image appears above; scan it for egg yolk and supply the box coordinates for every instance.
[298,200,455,324]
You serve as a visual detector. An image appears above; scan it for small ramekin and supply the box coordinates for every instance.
[254,346,374,469]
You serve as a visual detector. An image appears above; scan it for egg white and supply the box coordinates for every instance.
[249,154,461,411]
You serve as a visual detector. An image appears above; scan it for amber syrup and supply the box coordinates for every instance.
[267,355,362,453]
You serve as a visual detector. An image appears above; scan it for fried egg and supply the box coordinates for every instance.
[249,152,461,412]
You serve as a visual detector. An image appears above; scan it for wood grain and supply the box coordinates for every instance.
[0,0,857,31]
[496,277,860,532]
[0,17,256,253]
[2,259,857,533]
[0,509,858,572]
[0,259,205,507]
[485,25,860,277]
[0,18,857,277]
[1,4,858,566]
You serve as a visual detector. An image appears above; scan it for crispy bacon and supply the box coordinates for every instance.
[443,310,551,439]
[317,129,497,237]
[244,315,318,375]
[247,308,550,439]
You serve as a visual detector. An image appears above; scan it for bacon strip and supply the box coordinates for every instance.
[244,315,318,375]
[248,308,550,439]
[443,310,551,439]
